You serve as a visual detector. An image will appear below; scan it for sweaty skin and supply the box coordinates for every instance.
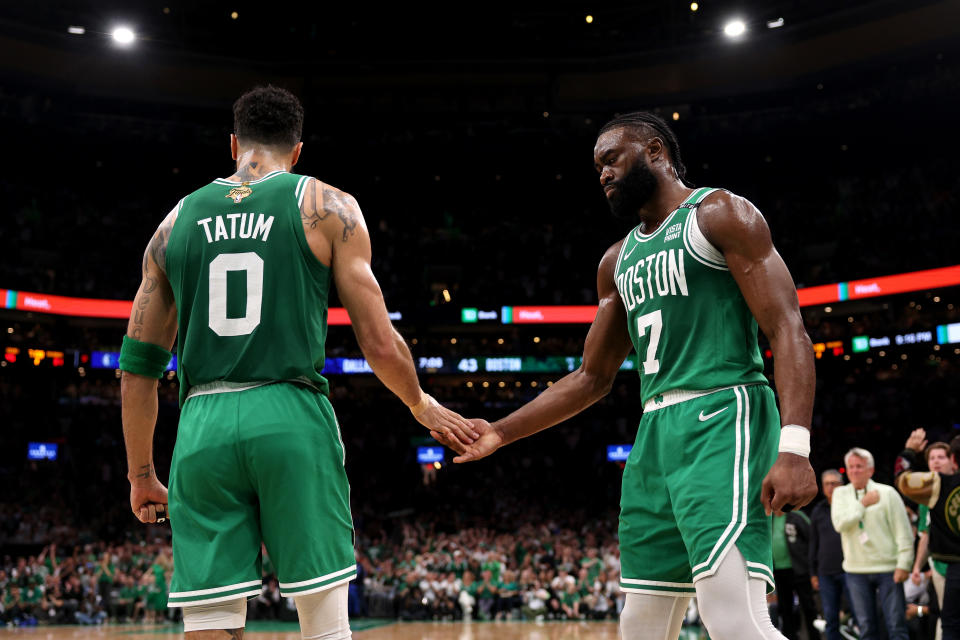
[437,126,817,517]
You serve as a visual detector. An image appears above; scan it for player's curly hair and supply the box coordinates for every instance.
[599,112,692,187]
[233,85,304,148]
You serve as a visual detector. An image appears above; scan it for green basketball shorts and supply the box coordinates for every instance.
[619,383,779,597]
[166,381,356,608]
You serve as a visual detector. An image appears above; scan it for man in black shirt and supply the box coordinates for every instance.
[897,436,960,640]
[810,469,848,640]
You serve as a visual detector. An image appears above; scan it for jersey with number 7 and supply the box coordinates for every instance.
[165,170,330,406]
[613,186,767,405]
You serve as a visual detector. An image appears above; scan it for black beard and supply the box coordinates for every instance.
[605,162,658,220]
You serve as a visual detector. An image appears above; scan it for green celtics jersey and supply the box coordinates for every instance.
[166,170,331,405]
[614,187,767,405]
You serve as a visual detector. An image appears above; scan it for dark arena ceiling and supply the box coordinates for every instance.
[0,0,948,66]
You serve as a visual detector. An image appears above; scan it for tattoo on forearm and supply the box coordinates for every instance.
[321,185,359,241]
[135,464,152,480]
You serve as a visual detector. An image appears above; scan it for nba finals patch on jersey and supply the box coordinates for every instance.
[226,185,252,203]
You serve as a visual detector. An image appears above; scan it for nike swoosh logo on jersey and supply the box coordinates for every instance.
[622,244,638,261]
[698,407,729,422]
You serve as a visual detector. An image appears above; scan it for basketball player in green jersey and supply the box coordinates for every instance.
[435,112,818,640]
[119,86,477,639]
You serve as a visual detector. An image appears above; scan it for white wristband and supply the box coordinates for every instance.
[778,425,811,457]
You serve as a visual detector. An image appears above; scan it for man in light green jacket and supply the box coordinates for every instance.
[831,447,913,640]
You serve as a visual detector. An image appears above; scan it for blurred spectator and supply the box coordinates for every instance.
[905,429,958,640]
[810,469,851,640]
[903,569,936,640]
[832,447,914,640]
[771,510,819,640]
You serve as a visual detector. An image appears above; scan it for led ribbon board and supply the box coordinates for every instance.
[3,264,958,323]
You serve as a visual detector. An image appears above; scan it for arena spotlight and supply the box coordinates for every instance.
[767,17,784,29]
[690,2,698,11]
[231,11,239,19]
[112,26,135,45]
[67,26,85,35]
[723,19,746,38]
[585,14,594,24]
[672,112,680,121]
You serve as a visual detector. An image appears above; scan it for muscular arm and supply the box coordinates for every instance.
[319,183,420,405]
[489,242,634,447]
[301,179,475,441]
[697,191,817,513]
[121,210,178,485]
[697,192,814,428]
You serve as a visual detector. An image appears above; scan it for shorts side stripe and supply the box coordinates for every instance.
[691,387,744,574]
[620,577,695,588]
[619,584,697,596]
[280,573,356,598]
[278,564,357,589]
[748,570,776,592]
[746,561,774,582]
[169,579,263,598]
[692,386,752,582]
[168,589,262,608]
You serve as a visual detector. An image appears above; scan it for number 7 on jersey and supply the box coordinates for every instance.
[637,309,662,374]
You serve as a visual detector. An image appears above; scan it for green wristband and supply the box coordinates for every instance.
[119,336,173,379]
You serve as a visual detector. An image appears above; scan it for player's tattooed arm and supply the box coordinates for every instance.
[321,184,360,242]
[300,179,359,241]
[299,177,333,229]
[299,180,364,266]
[130,210,178,344]
[146,210,176,275]
[123,207,179,526]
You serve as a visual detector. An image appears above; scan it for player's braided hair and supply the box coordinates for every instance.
[598,112,693,186]
[233,85,304,149]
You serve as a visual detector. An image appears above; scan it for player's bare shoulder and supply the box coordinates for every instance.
[597,238,627,295]
[299,178,363,243]
[694,189,772,254]
[145,205,180,275]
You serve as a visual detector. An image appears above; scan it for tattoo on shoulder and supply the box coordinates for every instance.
[321,185,359,242]
[300,178,332,229]
[131,212,177,340]
[147,212,176,274]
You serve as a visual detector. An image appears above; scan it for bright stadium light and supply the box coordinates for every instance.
[723,19,746,38]
[67,26,86,35]
[112,26,135,45]
[767,17,785,29]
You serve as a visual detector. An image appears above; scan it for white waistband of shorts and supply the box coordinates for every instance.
[643,384,758,412]
[186,380,272,400]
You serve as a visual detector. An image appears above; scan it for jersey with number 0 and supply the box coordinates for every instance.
[165,170,330,405]
[613,187,767,405]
